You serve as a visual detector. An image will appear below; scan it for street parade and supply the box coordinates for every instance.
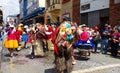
[0,17,120,73]
[0,0,120,73]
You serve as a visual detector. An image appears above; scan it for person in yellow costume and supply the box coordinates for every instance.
[6,25,18,57]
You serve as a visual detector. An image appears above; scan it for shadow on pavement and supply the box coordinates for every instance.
[4,54,10,57]
[44,68,56,73]
[4,53,18,57]
[74,52,90,61]
[110,55,120,59]
[74,55,90,61]
[25,54,45,59]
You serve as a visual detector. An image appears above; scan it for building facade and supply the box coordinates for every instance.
[61,0,73,21]
[80,0,109,27]
[109,0,120,26]
[19,0,45,25]
[72,0,80,24]
[45,0,80,24]
[61,0,80,24]
[19,0,25,19]
[6,15,18,25]
[0,6,3,25]
[45,0,62,24]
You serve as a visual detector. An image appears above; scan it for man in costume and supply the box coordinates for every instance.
[54,17,75,73]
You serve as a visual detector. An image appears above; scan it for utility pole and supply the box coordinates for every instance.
[44,10,46,25]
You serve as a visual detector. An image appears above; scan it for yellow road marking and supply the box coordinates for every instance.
[72,64,120,73]
[10,59,15,71]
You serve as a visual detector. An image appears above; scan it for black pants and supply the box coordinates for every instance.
[31,45,34,56]
[110,41,119,56]
[42,41,48,52]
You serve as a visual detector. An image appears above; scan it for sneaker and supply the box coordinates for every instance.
[72,61,76,65]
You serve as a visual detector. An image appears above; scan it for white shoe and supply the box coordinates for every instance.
[72,61,76,65]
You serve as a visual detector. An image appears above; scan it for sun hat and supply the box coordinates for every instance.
[10,25,14,27]
[81,24,87,27]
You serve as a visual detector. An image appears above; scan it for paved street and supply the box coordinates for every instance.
[0,45,120,73]
[0,0,120,73]
[72,52,120,73]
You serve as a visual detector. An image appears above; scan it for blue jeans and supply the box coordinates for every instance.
[101,39,108,54]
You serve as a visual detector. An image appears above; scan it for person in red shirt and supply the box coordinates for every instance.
[110,26,119,57]
[80,24,89,42]
[45,24,54,51]
[15,24,23,51]
[7,25,18,57]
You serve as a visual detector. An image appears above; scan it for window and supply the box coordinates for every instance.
[62,0,70,4]
[81,4,90,11]
[59,0,60,4]
[54,0,56,4]
[57,0,60,4]
[52,0,54,5]
[62,13,70,18]
[47,0,50,7]
[114,0,120,4]
[52,0,60,5]
[0,10,3,24]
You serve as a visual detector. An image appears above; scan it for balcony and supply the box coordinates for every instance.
[48,4,61,12]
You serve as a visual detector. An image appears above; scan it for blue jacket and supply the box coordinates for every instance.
[21,34,28,42]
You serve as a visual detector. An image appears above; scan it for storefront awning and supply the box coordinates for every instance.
[20,7,45,21]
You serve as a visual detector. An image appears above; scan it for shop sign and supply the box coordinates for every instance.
[81,4,90,11]
[62,12,70,18]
